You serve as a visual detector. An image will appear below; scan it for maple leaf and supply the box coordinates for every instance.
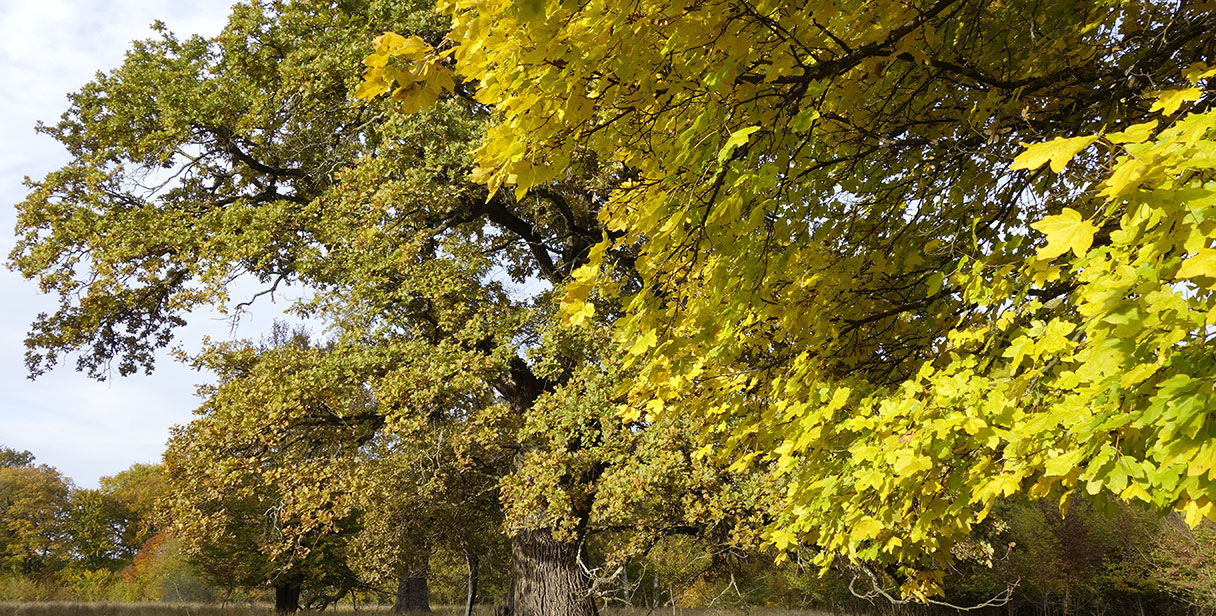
[1031,208,1097,260]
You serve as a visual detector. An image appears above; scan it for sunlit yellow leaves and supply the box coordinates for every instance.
[1150,87,1202,115]
[1105,120,1157,144]
[1175,248,1216,284]
[356,31,454,114]
[850,517,884,542]
[1122,483,1152,503]
[1031,208,1097,260]
[564,300,596,326]
[628,329,659,355]
[1182,500,1215,527]
[1043,448,1083,478]
[421,0,1216,599]
[374,32,430,57]
[353,77,390,101]
[893,452,932,477]
[1011,135,1099,173]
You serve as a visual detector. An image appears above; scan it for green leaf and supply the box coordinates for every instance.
[717,126,761,164]
[925,272,944,297]
[1011,136,1099,173]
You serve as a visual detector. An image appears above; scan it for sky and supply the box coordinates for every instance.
[0,0,298,488]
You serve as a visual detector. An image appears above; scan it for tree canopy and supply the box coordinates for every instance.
[11,0,764,613]
[12,0,1216,606]
[359,0,1216,599]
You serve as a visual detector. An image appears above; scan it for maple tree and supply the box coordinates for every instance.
[359,0,1216,600]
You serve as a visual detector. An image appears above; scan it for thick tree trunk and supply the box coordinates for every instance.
[395,555,432,615]
[274,582,301,615]
[495,359,598,616]
[465,549,480,616]
[511,528,598,616]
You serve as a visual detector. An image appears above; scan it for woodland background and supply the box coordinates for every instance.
[2,445,1215,614]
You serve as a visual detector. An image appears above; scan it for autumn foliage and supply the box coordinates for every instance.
[6,0,1216,611]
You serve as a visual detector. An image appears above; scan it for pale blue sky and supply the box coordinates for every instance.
[0,1,299,488]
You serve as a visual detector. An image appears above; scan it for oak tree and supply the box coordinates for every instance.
[10,3,755,616]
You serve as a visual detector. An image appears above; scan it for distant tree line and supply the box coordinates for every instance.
[3,443,1216,615]
[0,446,197,601]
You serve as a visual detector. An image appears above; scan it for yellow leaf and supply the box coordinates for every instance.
[1043,448,1083,477]
[628,329,658,355]
[375,32,430,58]
[767,528,798,551]
[1120,363,1160,388]
[893,453,932,477]
[1149,87,1202,115]
[1182,500,1215,527]
[566,300,595,326]
[1030,208,1097,260]
[1105,120,1157,144]
[620,405,642,424]
[571,264,597,282]
[354,77,389,101]
[1176,248,1216,282]
[1121,483,1152,503]
[850,517,884,542]
[1011,136,1099,173]
[363,52,389,68]
[825,387,851,411]
[373,32,408,52]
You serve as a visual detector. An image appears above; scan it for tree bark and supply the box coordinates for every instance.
[511,528,598,616]
[494,355,598,616]
[395,554,432,615]
[274,582,301,615]
[465,549,480,616]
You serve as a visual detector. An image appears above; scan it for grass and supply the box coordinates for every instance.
[0,604,834,616]
[0,602,386,615]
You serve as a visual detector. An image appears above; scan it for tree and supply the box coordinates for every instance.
[13,3,769,616]
[0,448,35,469]
[360,0,1216,600]
[0,464,70,576]
[163,329,367,614]
[98,463,168,560]
[63,488,128,571]
[348,432,509,616]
